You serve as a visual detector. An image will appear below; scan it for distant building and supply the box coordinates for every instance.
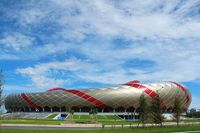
[196,109,200,112]
[190,108,196,113]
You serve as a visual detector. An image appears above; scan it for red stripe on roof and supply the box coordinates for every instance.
[170,82,190,107]
[125,83,145,89]
[47,88,108,109]
[144,88,152,94]
[124,83,158,98]
[149,91,157,97]
[125,80,140,84]
[125,83,172,108]
[20,93,38,108]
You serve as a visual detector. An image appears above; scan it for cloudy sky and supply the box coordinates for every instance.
[0,0,200,109]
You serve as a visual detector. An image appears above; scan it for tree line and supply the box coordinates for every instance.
[138,92,182,127]
[186,112,200,118]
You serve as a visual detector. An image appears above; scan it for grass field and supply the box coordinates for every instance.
[66,114,132,124]
[47,113,58,119]
[0,125,200,133]
[72,115,121,120]
[0,115,127,125]
[0,118,63,125]
[1,115,199,125]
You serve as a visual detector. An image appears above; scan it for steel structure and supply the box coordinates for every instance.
[5,81,191,113]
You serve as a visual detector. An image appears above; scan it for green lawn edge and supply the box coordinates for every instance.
[1,125,200,133]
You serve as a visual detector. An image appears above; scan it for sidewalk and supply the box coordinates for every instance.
[1,122,200,129]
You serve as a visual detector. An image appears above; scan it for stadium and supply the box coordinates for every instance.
[4,80,191,114]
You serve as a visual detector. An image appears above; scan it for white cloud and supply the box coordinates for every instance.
[50,0,200,40]
[0,42,73,60]
[0,32,34,51]
[18,9,45,25]
[16,58,98,89]
[15,38,200,89]
[2,0,200,58]
[3,85,33,93]
[2,0,200,86]
[27,43,72,59]
[3,0,200,41]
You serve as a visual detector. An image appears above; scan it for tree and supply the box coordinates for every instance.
[0,69,4,110]
[137,93,148,128]
[89,108,98,123]
[93,108,98,122]
[150,93,164,127]
[69,108,74,123]
[173,95,182,126]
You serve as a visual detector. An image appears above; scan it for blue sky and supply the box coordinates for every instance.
[0,0,200,109]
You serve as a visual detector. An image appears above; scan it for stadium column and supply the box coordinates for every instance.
[50,107,53,112]
[66,106,68,112]
[134,109,136,120]
[102,109,104,113]
[79,108,81,112]
[42,107,45,112]
[29,107,31,112]
[59,107,61,112]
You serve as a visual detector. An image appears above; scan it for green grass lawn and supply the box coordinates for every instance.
[0,125,200,133]
[182,118,200,122]
[68,114,90,120]
[0,115,125,125]
[72,115,121,120]
[46,113,58,119]
[67,115,125,124]
[97,115,121,120]
[0,118,63,125]
[1,115,200,126]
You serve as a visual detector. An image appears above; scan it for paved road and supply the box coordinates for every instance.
[0,124,102,130]
[0,122,200,130]
[0,126,100,130]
